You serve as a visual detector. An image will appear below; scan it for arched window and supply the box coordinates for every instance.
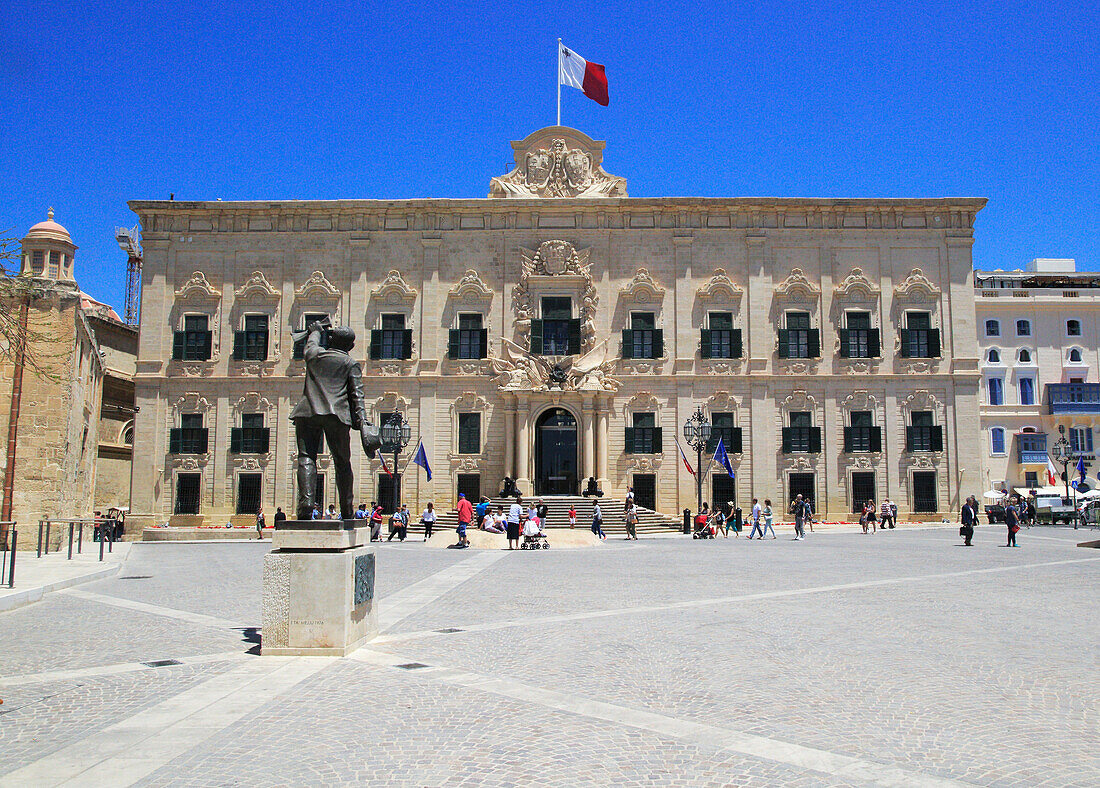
[1016,319,1031,337]
[1069,348,1083,363]
[1067,319,1082,337]
[985,319,1000,337]
[1018,348,1031,364]
[990,427,1005,455]
[987,348,1001,363]
[122,425,134,445]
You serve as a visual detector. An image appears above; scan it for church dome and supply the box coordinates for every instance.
[24,208,73,245]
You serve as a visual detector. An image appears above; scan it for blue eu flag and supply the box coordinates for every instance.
[412,440,432,482]
[712,437,735,479]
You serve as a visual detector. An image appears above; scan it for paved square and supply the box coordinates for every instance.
[1,526,1097,786]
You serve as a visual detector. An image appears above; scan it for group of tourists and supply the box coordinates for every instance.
[856,498,898,534]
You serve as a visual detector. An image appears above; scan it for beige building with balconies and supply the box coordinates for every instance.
[128,127,985,526]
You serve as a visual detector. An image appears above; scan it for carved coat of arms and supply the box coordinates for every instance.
[490,132,627,199]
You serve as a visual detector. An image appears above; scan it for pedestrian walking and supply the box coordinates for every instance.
[456,493,473,548]
[398,504,409,540]
[568,504,577,528]
[861,500,877,534]
[255,506,266,537]
[890,499,898,528]
[790,494,810,540]
[725,501,739,537]
[536,500,549,528]
[592,500,606,540]
[624,502,639,540]
[960,495,976,546]
[273,507,286,526]
[748,498,764,539]
[421,502,436,541]
[1005,497,1021,547]
[880,499,894,530]
[761,499,777,539]
[386,509,401,541]
[369,503,383,541]
[507,497,523,549]
[712,505,728,538]
[626,486,635,508]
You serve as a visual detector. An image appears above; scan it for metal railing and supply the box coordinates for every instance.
[1,521,15,588]
[36,518,114,562]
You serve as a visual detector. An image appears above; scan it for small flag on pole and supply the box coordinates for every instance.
[1047,458,1058,486]
[713,438,735,479]
[380,453,392,477]
[1077,456,1086,483]
[675,438,696,477]
[412,440,432,482]
[559,42,609,106]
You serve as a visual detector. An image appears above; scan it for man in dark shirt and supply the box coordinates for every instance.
[1004,497,1021,547]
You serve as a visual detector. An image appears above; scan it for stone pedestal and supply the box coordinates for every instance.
[261,520,378,657]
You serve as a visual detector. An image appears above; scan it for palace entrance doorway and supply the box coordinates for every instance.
[535,408,578,495]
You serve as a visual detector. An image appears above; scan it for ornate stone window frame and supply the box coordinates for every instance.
[839,390,884,464]
[443,270,495,376]
[831,268,882,370]
[513,241,598,353]
[371,269,418,306]
[172,272,222,368]
[779,390,824,472]
[230,392,276,470]
[169,394,213,480]
[892,268,942,372]
[448,392,489,471]
[292,270,342,332]
[773,269,822,374]
[697,268,744,305]
[368,271,418,373]
[618,268,665,305]
[623,392,663,469]
[230,271,282,371]
[703,392,743,458]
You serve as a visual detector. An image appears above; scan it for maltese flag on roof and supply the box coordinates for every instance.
[559,42,609,106]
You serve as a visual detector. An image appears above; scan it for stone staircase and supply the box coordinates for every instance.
[407,496,684,537]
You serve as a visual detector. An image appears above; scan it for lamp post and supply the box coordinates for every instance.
[682,408,712,518]
[1050,424,1077,524]
[380,411,411,513]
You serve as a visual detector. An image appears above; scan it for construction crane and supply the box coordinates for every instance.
[115,225,142,326]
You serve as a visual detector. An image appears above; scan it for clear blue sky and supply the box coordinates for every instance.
[3,1,1098,312]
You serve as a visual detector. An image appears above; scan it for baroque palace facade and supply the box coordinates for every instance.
[129,127,985,526]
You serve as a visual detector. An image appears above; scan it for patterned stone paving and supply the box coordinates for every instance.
[1,527,1097,786]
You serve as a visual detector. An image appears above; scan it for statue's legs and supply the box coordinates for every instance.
[294,419,324,520]
[322,417,355,520]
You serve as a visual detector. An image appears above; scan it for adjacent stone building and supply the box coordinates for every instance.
[975,258,1100,495]
[128,127,985,524]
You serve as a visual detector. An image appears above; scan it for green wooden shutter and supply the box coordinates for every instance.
[232,331,246,360]
[731,329,743,359]
[729,427,743,454]
[624,426,635,454]
[652,329,664,358]
[931,425,943,452]
[197,429,209,454]
[778,329,790,358]
[258,331,269,361]
[928,329,941,357]
[200,331,212,360]
[870,426,882,453]
[567,319,582,355]
[905,426,916,452]
[478,328,488,359]
[369,329,382,359]
[809,427,822,453]
[699,329,711,359]
[652,427,663,454]
[230,427,242,453]
[169,428,182,454]
[621,329,634,359]
[838,329,850,358]
[258,429,270,454]
[448,329,460,359]
[843,427,854,453]
[172,332,185,360]
[808,330,820,358]
[868,329,881,358]
[402,329,413,359]
[529,319,543,355]
[781,428,792,453]
[899,329,911,358]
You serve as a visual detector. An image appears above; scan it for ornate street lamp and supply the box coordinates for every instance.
[1050,424,1077,519]
[682,408,712,522]
[380,411,412,512]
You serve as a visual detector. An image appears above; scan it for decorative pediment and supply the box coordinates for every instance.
[234,270,280,301]
[619,268,665,304]
[520,240,592,278]
[625,391,660,413]
[781,390,819,412]
[489,126,627,199]
[697,269,743,303]
[705,392,741,416]
[451,391,490,414]
[449,270,494,302]
[894,268,940,301]
[231,392,276,417]
[371,393,413,423]
[901,389,943,414]
[774,268,820,302]
[834,268,880,300]
[175,271,221,302]
[171,393,214,415]
[840,390,879,412]
[295,270,340,301]
[371,270,417,305]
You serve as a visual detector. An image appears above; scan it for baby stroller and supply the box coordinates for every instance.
[692,513,716,539]
[521,518,550,549]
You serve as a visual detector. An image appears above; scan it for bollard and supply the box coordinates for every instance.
[7,529,15,588]
[99,527,105,562]
[37,520,43,558]
[734,507,743,533]
[68,523,74,559]
[683,508,692,534]
[108,524,113,553]
[77,521,83,553]
[44,521,51,555]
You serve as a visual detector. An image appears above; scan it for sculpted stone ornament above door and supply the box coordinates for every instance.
[489,127,627,198]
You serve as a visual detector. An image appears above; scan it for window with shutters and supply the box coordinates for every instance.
[783,411,819,453]
[170,413,209,454]
[906,411,942,452]
[293,313,329,359]
[538,297,574,356]
[623,311,661,359]
[1019,377,1035,406]
[701,312,741,359]
[706,412,742,453]
[844,410,880,453]
[231,413,269,454]
[1016,319,1031,337]
[901,311,939,358]
[990,427,1006,455]
[779,312,818,359]
[988,377,1004,405]
[626,412,662,454]
[174,315,212,361]
[840,311,878,358]
[457,412,481,454]
[372,313,411,360]
[985,319,1000,337]
[449,313,487,359]
[1070,426,1093,454]
[234,314,269,361]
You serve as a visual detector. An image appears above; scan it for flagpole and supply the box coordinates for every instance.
[556,38,561,126]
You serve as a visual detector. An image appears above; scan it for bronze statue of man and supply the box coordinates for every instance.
[290,321,382,520]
